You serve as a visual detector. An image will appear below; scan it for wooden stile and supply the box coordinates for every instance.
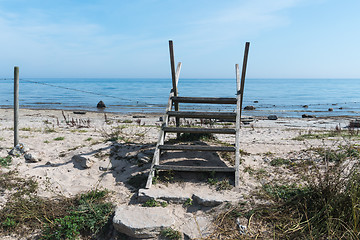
[146,41,250,189]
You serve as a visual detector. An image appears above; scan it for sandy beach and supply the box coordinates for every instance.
[0,108,358,239]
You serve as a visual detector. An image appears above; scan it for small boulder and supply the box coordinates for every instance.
[302,105,308,108]
[253,100,259,103]
[72,154,94,169]
[302,114,315,118]
[328,108,333,112]
[97,101,106,108]
[113,205,175,238]
[267,115,278,120]
[244,106,256,110]
[24,153,40,162]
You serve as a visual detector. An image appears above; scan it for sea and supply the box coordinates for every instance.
[1,78,360,118]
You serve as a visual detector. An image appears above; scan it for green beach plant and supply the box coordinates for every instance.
[0,156,11,167]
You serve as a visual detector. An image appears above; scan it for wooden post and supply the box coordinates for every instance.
[14,66,19,147]
[235,42,250,187]
[235,64,241,187]
[169,40,180,136]
[239,42,250,118]
[169,40,178,97]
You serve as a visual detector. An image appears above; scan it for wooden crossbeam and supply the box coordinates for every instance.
[154,165,235,172]
[159,145,235,152]
[162,127,236,134]
[171,97,237,104]
[167,111,236,119]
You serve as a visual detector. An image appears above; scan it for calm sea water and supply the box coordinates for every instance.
[0,78,360,118]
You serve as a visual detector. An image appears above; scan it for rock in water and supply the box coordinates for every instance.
[302,114,315,118]
[97,101,106,108]
[267,115,278,120]
[244,106,256,110]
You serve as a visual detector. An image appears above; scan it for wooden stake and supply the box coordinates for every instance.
[14,66,19,147]
[239,42,250,118]
[169,40,180,136]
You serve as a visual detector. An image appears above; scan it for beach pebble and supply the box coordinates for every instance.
[24,153,40,162]
[72,154,94,169]
[244,106,256,110]
[97,100,106,108]
[267,115,278,120]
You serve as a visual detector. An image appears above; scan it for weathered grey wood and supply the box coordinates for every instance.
[171,97,237,104]
[235,64,241,187]
[175,62,181,88]
[162,127,236,134]
[234,42,250,187]
[14,66,19,147]
[159,145,235,152]
[169,40,177,97]
[239,42,250,119]
[155,165,235,172]
[174,62,182,137]
[146,80,177,188]
[167,111,236,119]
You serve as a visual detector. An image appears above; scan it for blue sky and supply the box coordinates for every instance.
[0,0,359,78]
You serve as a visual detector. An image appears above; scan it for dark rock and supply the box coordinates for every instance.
[302,105,308,108]
[244,106,256,110]
[349,120,360,128]
[132,115,146,118]
[328,108,333,111]
[339,107,343,110]
[253,101,259,103]
[302,114,315,118]
[73,111,86,115]
[97,101,106,108]
[267,115,278,120]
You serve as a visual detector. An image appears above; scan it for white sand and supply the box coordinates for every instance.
[0,108,356,238]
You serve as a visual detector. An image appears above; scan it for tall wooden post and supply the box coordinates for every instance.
[239,42,250,118]
[235,42,250,187]
[169,40,180,137]
[14,66,19,147]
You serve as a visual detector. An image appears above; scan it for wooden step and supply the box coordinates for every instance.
[167,111,236,119]
[159,145,235,152]
[162,127,236,134]
[171,96,236,104]
[154,164,235,172]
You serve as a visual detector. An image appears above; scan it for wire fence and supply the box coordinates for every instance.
[0,78,149,106]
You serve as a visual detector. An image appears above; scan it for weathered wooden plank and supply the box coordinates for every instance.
[171,97,237,104]
[155,165,235,172]
[167,111,236,119]
[162,127,236,134]
[159,145,235,152]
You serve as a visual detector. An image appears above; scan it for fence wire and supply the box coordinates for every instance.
[1,78,148,105]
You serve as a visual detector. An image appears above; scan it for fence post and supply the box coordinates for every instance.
[14,66,19,147]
